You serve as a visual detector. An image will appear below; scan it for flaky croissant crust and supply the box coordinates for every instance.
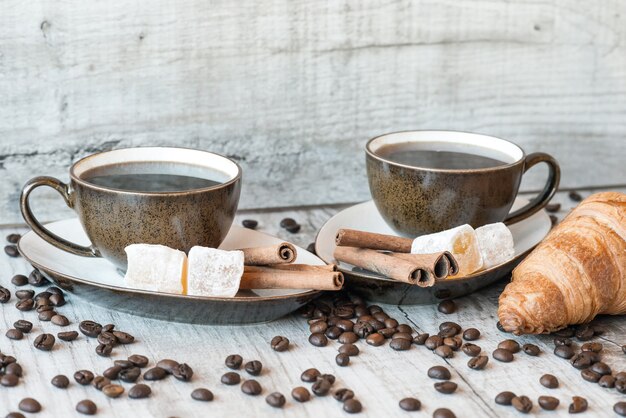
[498,192,626,334]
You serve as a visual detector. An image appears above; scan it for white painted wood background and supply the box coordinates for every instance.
[0,0,625,223]
[0,188,624,417]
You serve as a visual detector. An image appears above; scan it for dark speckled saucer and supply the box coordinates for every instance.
[18,219,322,324]
[315,199,551,305]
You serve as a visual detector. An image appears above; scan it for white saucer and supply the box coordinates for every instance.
[19,219,324,324]
[315,197,552,304]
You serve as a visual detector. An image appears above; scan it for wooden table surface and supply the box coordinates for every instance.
[0,188,625,417]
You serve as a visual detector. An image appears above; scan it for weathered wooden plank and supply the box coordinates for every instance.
[0,1,625,222]
[0,188,623,417]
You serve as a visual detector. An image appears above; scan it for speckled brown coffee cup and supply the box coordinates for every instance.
[21,147,242,269]
[366,131,560,236]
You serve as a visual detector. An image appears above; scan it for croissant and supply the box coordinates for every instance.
[498,192,626,335]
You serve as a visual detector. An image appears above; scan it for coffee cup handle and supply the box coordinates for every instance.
[20,176,101,257]
[504,152,561,226]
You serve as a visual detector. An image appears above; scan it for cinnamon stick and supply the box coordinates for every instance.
[389,251,459,286]
[335,229,412,253]
[240,267,343,291]
[333,246,423,284]
[240,243,297,265]
[245,264,337,272]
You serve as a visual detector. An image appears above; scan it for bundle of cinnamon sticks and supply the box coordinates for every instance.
[333,229,458,287]
[239,243,343,291]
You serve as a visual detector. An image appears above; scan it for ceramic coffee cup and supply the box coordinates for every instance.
[366,131,560,236]
[20,147,242,269]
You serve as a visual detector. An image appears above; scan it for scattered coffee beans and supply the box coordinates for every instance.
[191,388,214,402]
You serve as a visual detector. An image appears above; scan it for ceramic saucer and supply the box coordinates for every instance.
[18,219,323,324]
[315,197,551,305]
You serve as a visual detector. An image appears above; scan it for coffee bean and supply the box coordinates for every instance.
[225,354,243,369]
[128,354,149,368]
[36,304,53,313]
[614,371,626,380]
[309,332,328,347]
[399,397,421,411]
[463,328,480,341]
[119,367,141,383]
[92,376,111,390]
[306,242,316,254]
[244,360,262,376]
[6,328,23,340]
[271,335,290,352]
[336,353,350,367]
[434,381,457,394]
[615,402,626,416]
[338,343,359,357]
[74,370,94,385]
[435,345,454,358]
[33,333,55,351]
[437,300,456,314]
[569,191,583,201]
[392,331,413,341]
[97,331,117,346]
[353,321,374,338]
[568,396,588,413]
[128,383,151,399]
[425,335,444,350]
[598,375,615,388]
[439,321,461,334]
[280,217,297,228]
[51,374,70,388]
[28,270,47,286]
[286,223,301,233]
[112,331,134,344]
[467,355,489,370]
[173,363,193,382]
[1,354,17,365]
[1,374,19,387]
[309,320,328,333]
[18,398,41,413]
[390,338,411,351]
[512,395,533,413]
[103,324,115,333]
[301,368,321,382]
[76,400,97,415]
[49,293,65,307]
[495,391,516,405]
[413,333,429,345]
[335,308,355,320]
[581,369,601,383]
[191,388,214,402]
[292,386,310,402]
[38,309,56,321]
[496,321,506,332]
[522,343,540,356]
[433,408,456,418]
[325,326,342,340]
[95,343,113,357]
[312,378,332,396]
[156,359,179,374]
[333,388,355,402]
[113,361,133,369]
[343,399,362,414]
[540,374,559,389]
[575,325,594,341]
[265,392,285,408]
[590,361,611,375]
[5,245,19,257]
[492,348,514,362]
[242,219,258,229]
[242,379,262,396]
[101,384,124,398]
[57,331,79,341]
[623,345,626,355]
[617,379,626,394]
[462,343,481,357]
[6,363,22,377]
[581,342,603,352]
[428,366,451,380]
[338,332,358,345]
[570,352,595,369]
[554,327,575,337]
[15,289,34,300]
[554,345,575,359]
[15,298,34,311]
[79,320,102,337]
[50,314,70,327]
[498,339,521,353]
[144,367,167,381]
[536,395,559,411]
[11,274,28,286]
[0,286,11,303]
[34,291,52,302]
[396,324,412,334]
[7,233,21,243]
[546,202,561,212]
[102,366,121,380]
[221,372,241,385]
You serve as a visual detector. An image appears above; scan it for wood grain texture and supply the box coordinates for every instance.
[0,188,624,417]
[0,0,626,223]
